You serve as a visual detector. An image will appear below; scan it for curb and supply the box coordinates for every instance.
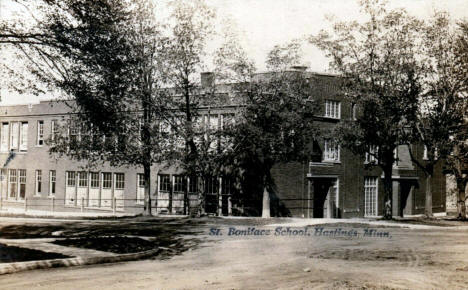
[0,248,161,275]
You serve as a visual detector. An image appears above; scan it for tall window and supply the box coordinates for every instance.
[78,172,88,187]
[102,172,112,189]
[1,123,9,152]
[37,121,44,146]
[51,120,59,142]
[49,170,56,195]
[325,100,341,119]
[19,169,26,199]
[115,173,125,190]
[159,174,171,192]
[364,177,378,217]
[66,171,76,187]
[35,170,42,195]
[205,177,219,195]
[9,169,17,199]
[10,122,19,150]
[188,176,198,193]
[173,175,185,193]
[365,145,378,163]
[351,103,357,120]
[90,172,100,188]
[19,122,28,151]
[423,145,428,160]
[68,120,79,143]
[323,140,340,162]
[137,174,145,204]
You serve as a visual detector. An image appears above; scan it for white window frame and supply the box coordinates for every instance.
[78,172,88,188]
[49,170,56,196]
[66,171,76,187]
[137,173,145,204]
[35,170,42,195]
[37,120,44,146]
[364,177,378,217]
[8,169,17,200]
[51,119,59,143]
[18,169,26,200]
[90,172,100,188]
[102,172,112,189]
[1,123,9,152]
[114,173,125,190]
[19,122,28,151]
[325,100,341,119]
[10,122,19,150]
[323,139,340,162]
[159,174,171,192]
[365,145,378,163]
[173,175,185,193]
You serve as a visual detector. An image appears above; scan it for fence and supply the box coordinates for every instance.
[0,196,317,217]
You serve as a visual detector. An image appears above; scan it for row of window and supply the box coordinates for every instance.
[157,175,232,195]
[0,120,59,152]
[65,171,125,190]
[1,169,380,216]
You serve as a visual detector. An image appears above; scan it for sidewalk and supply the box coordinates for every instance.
[0,207,136,219]
[0,236,159,275]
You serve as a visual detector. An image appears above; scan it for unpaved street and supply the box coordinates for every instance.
[0,217,467,289]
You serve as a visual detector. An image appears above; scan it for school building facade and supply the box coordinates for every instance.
[0,72,448,218]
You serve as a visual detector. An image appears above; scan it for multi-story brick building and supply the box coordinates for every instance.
[0,71,447,217]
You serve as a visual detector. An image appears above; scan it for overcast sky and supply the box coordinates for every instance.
[1,0,467,105]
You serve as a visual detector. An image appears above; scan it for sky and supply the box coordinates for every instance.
[1,0,467,105]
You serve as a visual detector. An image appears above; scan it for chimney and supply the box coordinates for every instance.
[200,72,215,88]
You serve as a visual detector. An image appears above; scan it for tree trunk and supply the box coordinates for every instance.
[143,163,152,216]
[262,186,270,218]
[425,173,433,217]
[382,166,393,220]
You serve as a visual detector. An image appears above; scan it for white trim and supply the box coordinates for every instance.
[364,176,378,217]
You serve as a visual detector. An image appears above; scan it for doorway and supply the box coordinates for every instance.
[313,178,338,218]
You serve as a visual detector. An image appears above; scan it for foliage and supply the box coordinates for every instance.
[220,41,319,216]
[310,0,423,218]
[0,0,169,215]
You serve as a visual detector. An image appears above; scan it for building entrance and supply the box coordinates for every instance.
[312,178,339,218]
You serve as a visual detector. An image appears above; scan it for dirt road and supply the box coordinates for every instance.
[0,218,467,289]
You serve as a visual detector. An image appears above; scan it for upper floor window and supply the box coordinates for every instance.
[323,139,340,162]
[10,122,19,150]
[51,120,59,142]
[1,123,9,152]
[19,122,28,151]
[365,145,378,163]
[325,100,341,119]
[37,121,44,146]
[68,120,80,143]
